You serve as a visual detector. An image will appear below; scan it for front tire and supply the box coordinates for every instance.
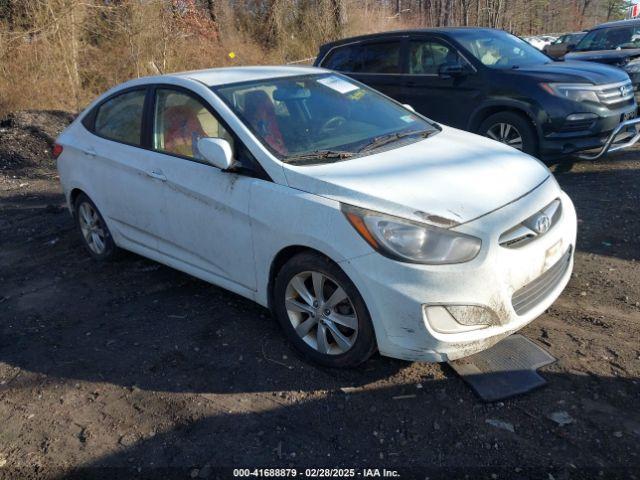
[273,252,376,368]
[74,193,117,261]
[480,111,538,156]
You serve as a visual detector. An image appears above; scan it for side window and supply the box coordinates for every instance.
[323,45,359,72]
[410,39,463,74]
[94,90,146,145]
[153,89,234,160]
[354,41,402,74]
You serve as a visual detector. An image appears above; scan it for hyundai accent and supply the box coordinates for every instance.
[55,66,577,367]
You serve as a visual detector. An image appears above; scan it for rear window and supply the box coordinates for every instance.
[323,45,359,71]
[322,41,402,74]
[94,90,146,146]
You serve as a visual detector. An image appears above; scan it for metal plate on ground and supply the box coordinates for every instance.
[448,334,556,402]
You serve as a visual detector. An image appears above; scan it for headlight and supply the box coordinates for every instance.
[625,60,640,73]
[541,83,600,103]
[342,204,481,264]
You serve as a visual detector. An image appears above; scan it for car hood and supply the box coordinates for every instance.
[565,49,640,67]
[504,60,630,84]
[282,127,551,227]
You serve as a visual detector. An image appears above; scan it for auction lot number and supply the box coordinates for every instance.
[234,468,400,477]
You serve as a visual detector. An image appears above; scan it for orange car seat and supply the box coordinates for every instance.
[243,90,288,155]
[163,105,206,158]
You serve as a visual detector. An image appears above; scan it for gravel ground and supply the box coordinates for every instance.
[0,111,639,479]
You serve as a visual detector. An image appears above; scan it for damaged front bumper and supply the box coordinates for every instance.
[339,180,577,363]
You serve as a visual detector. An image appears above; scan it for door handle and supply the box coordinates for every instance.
[81,147,96,157]
[148,169,167,181]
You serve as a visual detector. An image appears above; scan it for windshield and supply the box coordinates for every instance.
[454,30,552,69]
[575,26,640,51]
[213,74,438,164]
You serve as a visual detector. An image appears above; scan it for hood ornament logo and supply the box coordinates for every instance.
[535,214,551,234]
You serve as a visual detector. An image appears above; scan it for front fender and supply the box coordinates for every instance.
[249,181,374,307]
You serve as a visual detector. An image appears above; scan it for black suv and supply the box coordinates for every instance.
[565,19,640,103]
[314,28,636,158]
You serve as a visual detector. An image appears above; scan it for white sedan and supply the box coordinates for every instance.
[55,66,576,367]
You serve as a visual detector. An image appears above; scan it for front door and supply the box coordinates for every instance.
[403,36,483,129]
[148,87,257,291]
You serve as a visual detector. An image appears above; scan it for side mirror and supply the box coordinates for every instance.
[565,43,576,53]
[198,137,233,170]
[403,104,415,112]
[439,63,467,78]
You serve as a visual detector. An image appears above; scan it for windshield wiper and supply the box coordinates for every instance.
[286,150,355,166]
[358,129,433,153]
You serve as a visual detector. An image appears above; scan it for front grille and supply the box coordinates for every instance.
[511,247,572,316]
[597,80,635,107]
[499,199,562,248]
[607,98,635,110]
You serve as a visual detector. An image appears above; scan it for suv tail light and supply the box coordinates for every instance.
[52,143,63,159]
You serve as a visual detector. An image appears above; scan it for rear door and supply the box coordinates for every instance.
[403,35,483,128]
[320,37,408,101]
[81,88,168,252]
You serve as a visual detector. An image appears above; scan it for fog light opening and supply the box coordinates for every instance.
[424,305,498,334]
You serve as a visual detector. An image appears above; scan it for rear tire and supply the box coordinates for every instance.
[74,193,117,261]
[273,251,377,368]
[479,111,538,156]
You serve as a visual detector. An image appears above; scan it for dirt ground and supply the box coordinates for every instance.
[0,111,639,479]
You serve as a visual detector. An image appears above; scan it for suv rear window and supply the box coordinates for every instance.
[323,45,359,71]
[323,41,402,74]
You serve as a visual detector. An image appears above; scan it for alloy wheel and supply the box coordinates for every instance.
[285,271,358,355]
[78,202,107,255]
[486,122,524,151]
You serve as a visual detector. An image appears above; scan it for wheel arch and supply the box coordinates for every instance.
[468,102,542,138]
[69,187,105,219]
[267,245,346,312]
[67,188,117,245]
[66,187,90,218]
[69,188,85,213]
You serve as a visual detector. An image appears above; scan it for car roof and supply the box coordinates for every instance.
[319,27,502,49]
[169,65,324,87]
[589,18,640,31]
